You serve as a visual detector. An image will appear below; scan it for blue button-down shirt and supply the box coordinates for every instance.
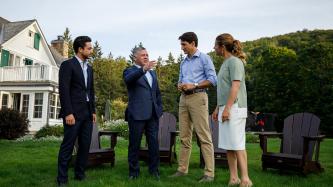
[178,50,217,86]
[75,56,89,101]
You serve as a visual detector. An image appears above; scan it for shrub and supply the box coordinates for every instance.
[102,119,128,139]
[111,98,127,120]
[246,132,259,143]
[0,108,29,140]
[35,124,64,139]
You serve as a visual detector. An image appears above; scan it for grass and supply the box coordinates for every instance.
[0,137,332,187]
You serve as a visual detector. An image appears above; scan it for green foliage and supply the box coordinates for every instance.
[93,57,128,116]
[34,125,64,139]
[111,98,127,120]
[0,108,29,140]
[62,27,74,57]
[102,119,128,139]
[91,41,103,60]
[165,52,175,64]
[246,132,259,143]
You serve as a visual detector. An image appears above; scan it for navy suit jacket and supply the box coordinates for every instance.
[59,57,96,120]
[123,65,163,121]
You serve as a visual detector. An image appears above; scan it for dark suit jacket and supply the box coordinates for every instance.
[59,57,96,120]
[123,65,163,121]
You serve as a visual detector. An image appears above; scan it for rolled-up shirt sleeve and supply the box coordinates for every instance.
[203,55,217,86]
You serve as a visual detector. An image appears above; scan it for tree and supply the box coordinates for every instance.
[107,51,113,60]
[129,42,144,64]
[62,27,74,57]
[177,53,185,63]
[92,41,103,60]
[165,52,175,64]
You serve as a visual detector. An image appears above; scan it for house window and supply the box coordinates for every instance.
[21,95,29,118]
[56,95,61,119]
[49,94,56,119]
[1,94,9,109]
[34,33,41,50]
[24,58,33,65]
[9,53,14,66]
[15,55,21,66]
[33,93,43,118]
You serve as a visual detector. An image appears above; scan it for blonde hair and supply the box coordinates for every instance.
[216,33,246,61]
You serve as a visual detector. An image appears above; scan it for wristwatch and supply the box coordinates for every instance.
[194,82,199,89]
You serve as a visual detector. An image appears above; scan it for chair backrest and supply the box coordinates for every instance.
[89,123,100,151]
[74,123,100,154]
[158,112,177,149]
[209,115,219,149]
[282,113,320,158]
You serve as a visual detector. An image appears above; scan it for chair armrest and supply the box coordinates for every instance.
[302,135,326,141]
[99,131,120,136]
[99,131,120,149]
[256,132,283,153]
[170,131,179,136]
[256,132,283,138]
[302,135,325,162]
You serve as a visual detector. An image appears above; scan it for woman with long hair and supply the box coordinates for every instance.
[212,33,253,187]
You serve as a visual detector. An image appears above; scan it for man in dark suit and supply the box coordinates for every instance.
[123,47,163,180]
[57,36,96,186]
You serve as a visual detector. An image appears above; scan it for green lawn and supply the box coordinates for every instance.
[0,137,332,187]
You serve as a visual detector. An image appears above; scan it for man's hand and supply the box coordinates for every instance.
[92,113,96,124]
[65,114,75,125]
[212,107,219,122]
[143,60,157,71]
[177,83,183,91]
[182,83,196,91]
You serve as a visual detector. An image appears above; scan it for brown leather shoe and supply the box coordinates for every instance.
[198,175,214,183]
[168,171,187,178]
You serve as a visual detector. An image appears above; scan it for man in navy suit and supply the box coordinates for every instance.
[57,36,96,186]
[123,47,163,180]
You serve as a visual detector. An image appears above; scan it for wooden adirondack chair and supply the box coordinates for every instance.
[139,112,178,166]
[257,113,325,174]
[73,124,119,167]
[198,115,228,168]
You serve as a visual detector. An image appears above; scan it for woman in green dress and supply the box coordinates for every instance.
[212,33,252,187]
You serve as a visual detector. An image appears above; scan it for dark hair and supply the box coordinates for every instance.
[73,36,92,54]
[178,32,198,47]
[216,33,246,61]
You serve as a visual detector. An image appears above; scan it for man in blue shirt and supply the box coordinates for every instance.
[170,32,217,182]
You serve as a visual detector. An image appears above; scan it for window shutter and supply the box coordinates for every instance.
[34,33,41,50]
[0,49,10,67]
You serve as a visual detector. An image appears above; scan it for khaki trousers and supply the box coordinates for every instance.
[177,92,215,177]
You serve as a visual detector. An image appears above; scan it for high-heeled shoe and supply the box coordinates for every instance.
[228,178,241,186]
[240,180,253,187]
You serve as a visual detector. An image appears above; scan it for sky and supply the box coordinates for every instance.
[1,0,333,60]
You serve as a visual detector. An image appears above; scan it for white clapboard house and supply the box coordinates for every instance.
[0,17,69,131]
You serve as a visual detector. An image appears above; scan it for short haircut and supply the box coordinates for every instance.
[133,46,146,57]
[73,36,92,54]
[178,32,198,47]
